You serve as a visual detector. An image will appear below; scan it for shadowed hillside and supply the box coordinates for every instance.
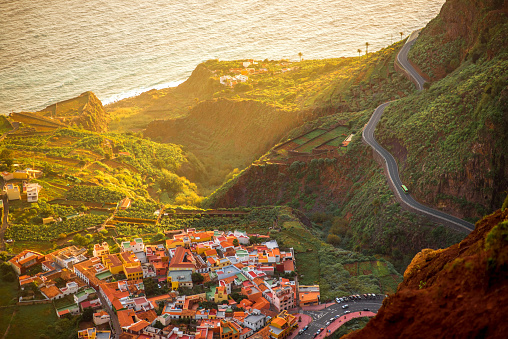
[343,200,508,339]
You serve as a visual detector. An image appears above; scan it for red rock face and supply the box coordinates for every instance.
[343,207,508,339]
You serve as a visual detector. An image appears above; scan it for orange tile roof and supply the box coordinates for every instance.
[257,284,268,292]
[239,299,253,308]
[40,285,62,299]
[204,249,217,257]
[299,292,320,302]
[252,297,270,310]
[169,247,196,269]
[136,309,157,323]
[120,251,138,264]
[283,260,294,271]
[104,254,122,267]
[220,241,234,248]
[128,320,150,332]
[117,309,137,327]
[271,317,286,328]
[253,277,265,286]
[247,326,270,339]
[124,266,142,274]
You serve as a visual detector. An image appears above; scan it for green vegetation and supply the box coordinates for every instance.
[66,185,124,203]
[380,42,508,216]
[2,304,78,339]
[0,115,12,134]
[113,41,413,195]
[116,200,159,219]
[0,126,204,206]
[330,317,372,338]
[5,214,107,241]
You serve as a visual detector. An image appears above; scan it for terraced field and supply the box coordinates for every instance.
[294,126,349,153]
[275,128,327,151]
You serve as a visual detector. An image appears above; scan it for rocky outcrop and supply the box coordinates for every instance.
[343,205,508,338]
[38,91,109,132]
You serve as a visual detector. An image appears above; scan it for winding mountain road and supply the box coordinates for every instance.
[362,31,475,233]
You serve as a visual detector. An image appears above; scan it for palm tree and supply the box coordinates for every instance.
[298,52,303,62]
[357,49,362,58]
[400,32,404,40]
[365,42,369,55]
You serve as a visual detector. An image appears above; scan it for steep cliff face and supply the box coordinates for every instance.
[75,92,109,132]
[408,0,508,81]
[344,205,508,339]
[38,91,109,132]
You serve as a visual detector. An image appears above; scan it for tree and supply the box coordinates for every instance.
[365,42,369,55]
[82,307,94,322]
[153,321,165,330]
[298,52,303,62]
[191,272,204,284]
[327,234,341,246]
[233,239,239,247]
[357,49,362,58]
[400,32,404,40]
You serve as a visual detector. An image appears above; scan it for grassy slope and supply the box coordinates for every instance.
[110,42,413,194]
[0,116,12,134]
[0,127,204,205]
[378,54,508,220]
[204,3,507,274]
[377,3,508,219]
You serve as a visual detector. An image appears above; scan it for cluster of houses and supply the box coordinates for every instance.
[9,228,314,339]
[217,60,298,88]
[2,168,43,203]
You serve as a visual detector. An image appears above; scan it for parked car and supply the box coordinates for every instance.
[303,326,309,331]
[342,304,349,309]
[335,297,341,303]
[335,315,340,319]
[363,308,370,312]
[344,310,351,314]
[299,330,304,335]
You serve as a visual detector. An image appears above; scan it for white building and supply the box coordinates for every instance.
[243,311,266,331]
[93,310,111,325]
[25,183,41,202]
[121,238,144,253]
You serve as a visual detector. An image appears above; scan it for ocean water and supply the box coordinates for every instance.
[0,0,445,113]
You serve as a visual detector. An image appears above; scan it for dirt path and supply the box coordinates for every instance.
[1,309,17,339]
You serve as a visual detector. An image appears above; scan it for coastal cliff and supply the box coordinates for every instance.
[343,202,508,338]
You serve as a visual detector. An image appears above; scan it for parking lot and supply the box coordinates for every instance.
[296,295,385,339]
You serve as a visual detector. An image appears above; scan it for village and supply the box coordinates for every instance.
[8,226,321,339]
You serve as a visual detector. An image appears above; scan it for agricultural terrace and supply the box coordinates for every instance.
[0,127,202,205]
[115,200,160,220]
[293,126,350,153]
[269,125,352,162]
[5,215,107,242]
